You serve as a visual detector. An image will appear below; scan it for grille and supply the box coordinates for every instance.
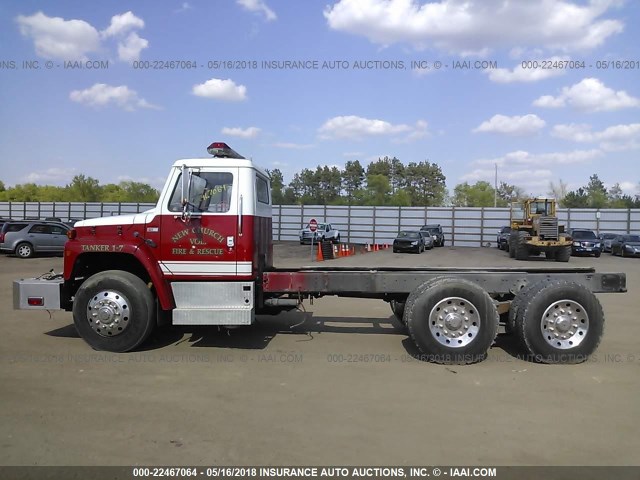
[538,216,558,240]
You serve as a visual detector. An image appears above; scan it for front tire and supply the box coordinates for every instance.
[73,270,156,352]
[405,277,499,364]
[555,246,571,262]
[515,231,529,260]
[15,242,34,258]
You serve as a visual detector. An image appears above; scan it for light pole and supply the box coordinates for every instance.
[494,163,498,208]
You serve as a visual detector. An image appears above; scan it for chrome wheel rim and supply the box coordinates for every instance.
[87,290,131,337]
[17,245,31,257]
[540,299,589,349]
[429,297,480,348]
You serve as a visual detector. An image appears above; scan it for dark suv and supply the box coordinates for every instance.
[568,228,601,257]
[420,224,445,247]
[0,221,70,258]
[496,226,511,250]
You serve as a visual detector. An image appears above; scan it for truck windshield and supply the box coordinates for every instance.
[169,172,234,213]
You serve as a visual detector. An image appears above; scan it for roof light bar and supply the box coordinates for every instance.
[206,142,245,159]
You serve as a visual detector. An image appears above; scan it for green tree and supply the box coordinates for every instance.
[266,169,285,205]
[563,188,589,208]
[0,180,5,192]
[452,181,495,207]
[67,174,101,202]
[342,160,365,203]
[585,174,607,208]
[404,161,446,206]
[364,174,391,205]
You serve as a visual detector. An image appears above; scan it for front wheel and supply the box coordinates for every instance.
[15,242,34,258]
[405,277,499,364]
[73,270,156,352]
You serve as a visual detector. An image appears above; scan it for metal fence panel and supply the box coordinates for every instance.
[2,202,639,247]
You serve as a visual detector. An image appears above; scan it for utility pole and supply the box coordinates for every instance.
[494,163,498,207]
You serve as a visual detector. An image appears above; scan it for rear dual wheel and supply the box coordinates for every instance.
[404,278,498,364]
[512,280,603,364]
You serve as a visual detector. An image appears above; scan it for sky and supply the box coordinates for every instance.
[0,0,639,198]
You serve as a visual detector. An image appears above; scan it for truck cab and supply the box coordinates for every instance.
[18,143,275,351]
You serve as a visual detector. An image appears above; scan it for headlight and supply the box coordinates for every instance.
[595,243,601,247]
[432,235,437,239]
[573,241,580,247]
[411,241,418,246]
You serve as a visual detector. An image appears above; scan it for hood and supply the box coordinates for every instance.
[75,209,157,227]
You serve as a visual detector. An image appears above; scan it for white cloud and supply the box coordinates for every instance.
[117,175,166,190]
[474,149,602,167]
[175,2,193,13]
[318,115,427,141]
[70,83,160,111]
[487,56,569,83]
[236,0,277,21]
[16,11,148,62]
[221,126,261,138]
[102,11,144,37]
[16,11,101,60]
[24,167,78,185]
[117,32,148,61]
[323,0,623,54]
[552,122,640,151]
[272,142,315,149]
[462,168,555,191]
[342,151,364,157]
[192,78,248,101]
[473,114,546,136]
[533,78,640,112]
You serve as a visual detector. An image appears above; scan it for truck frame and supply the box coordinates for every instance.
[13,143,627,365]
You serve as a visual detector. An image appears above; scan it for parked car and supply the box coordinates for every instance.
[598,232,618,253]
[610,234,640,257]
[568,228,601,257]
[420,224,445,247]
[393,230,425,253]
[496,226,511,250]
[299,222,340,244]
[65,218,84,227]
[422,232,434,250]
[0,220,70,258]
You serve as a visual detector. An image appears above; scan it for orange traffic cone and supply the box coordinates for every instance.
[316,243,323,261]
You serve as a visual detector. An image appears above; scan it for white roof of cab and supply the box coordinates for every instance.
[172,157,270,178]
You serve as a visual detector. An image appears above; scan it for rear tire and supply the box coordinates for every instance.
[405,277,498,364]
[555,246,571,262]
[508,233,516,258]
[73,270,156,352]
[515,281,604,364]
[15,242,34,258]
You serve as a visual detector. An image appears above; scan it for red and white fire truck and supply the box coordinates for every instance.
[13,143,626,364]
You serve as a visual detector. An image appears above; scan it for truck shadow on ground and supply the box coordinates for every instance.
[45,314,532,361]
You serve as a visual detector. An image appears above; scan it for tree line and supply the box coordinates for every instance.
[1,163,638,209]
[0,175,159,203]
